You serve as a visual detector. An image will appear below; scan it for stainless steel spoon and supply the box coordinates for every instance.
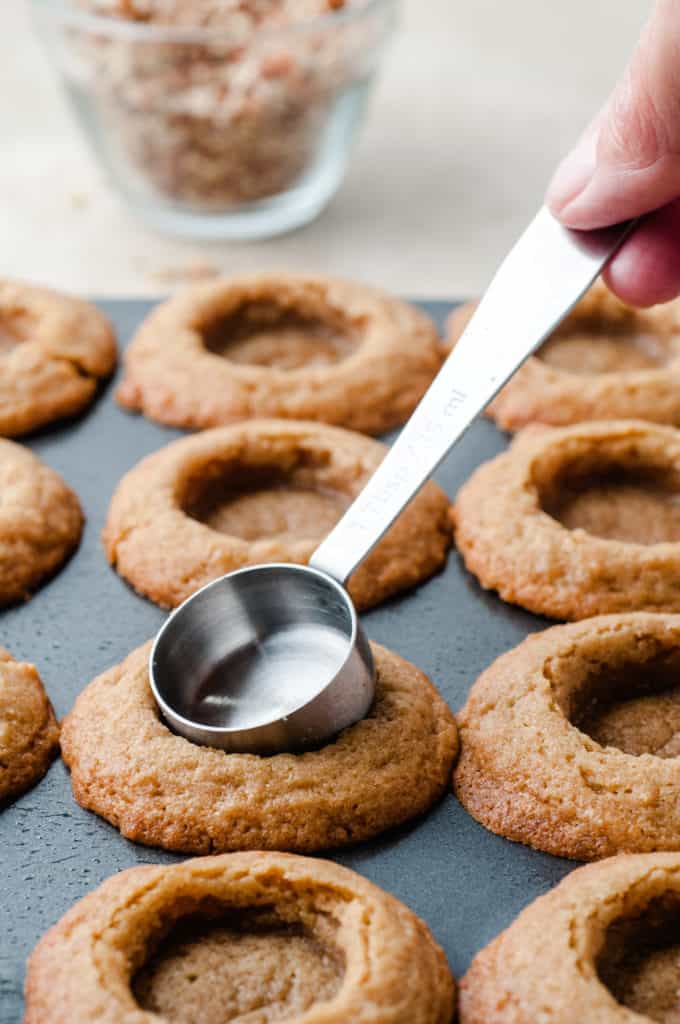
[150,206,634,754]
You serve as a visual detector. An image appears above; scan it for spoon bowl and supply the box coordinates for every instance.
[149,563,374,754]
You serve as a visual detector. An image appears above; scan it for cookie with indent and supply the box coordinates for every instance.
[453,420,680,619]
[455,612,680,860]
[61,639,458,853]
[117,274,443,435]
[0,279,116,436]
[447,280,680,431]
[460,852,680,1024]
[25,852,456,1024]
[103,419,452,610]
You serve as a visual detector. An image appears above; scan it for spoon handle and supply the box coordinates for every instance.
[310,206,635,585]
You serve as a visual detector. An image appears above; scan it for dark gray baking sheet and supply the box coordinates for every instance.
[0,300,574,1022]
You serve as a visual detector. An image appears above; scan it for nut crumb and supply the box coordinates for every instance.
[150,263,221,285]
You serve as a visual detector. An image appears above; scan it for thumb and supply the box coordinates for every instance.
[547,0,680,229]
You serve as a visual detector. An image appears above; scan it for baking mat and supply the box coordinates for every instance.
[0,300,573,1021]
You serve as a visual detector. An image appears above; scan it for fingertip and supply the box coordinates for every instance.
[546,116,602,221]
[602,201,680,307]
[546,146,596,218]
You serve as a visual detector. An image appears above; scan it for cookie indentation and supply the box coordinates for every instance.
[538,321,667,375]
[453,420,680,620]
[454,613,680,860]
[598,896,680,1024]
[105,421,451,612]
[116,274,443,435]
[25,852,455,1024]
[133,910,343,1023]
[182,464,347,544]
[201,302,357,370]
[459,854,680,1024]
[556,646,680,757]
[447,280,680,431]
[541,464,680,545]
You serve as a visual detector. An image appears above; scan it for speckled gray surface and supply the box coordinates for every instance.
[0,300,573,1022]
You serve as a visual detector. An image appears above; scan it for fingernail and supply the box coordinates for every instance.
[546,130,598,214]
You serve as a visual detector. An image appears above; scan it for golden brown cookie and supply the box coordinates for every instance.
[453,419,680,620]
[116,274,443,435]
[460,852,680,1024]
[0,648,59,804]
[455,613,680,861]
[0,439,83,605]
[447,280,680,431]
[61,639,458,854]
[103,419,452,610]
[0,279,116,436]
[25,852,456,1024]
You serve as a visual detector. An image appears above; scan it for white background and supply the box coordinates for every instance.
[1,0,650,298]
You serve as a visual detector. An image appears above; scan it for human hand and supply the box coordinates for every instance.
[547,0,680,307]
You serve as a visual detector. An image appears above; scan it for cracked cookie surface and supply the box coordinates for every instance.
[103,419,452,611]
[453,420,680,620]
[116,274,443,435]
[0,279,116,436]
[61,639,458,853]
[460,852,680,1024]
[0,647,59,804]
[0,439,83,605]
[25,852,456,1024]
[455,613,680,860]
[447,281,680,431]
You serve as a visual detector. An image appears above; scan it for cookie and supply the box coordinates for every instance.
[0,279,116,436]
[116,274,443,435]
[455,613,680,860]
[0,648,59,804]
[103,419,452,610]
[447,280,680,431]
[460,852,680,1024]
[0,439,83,605]
[453,419,680,620]
[61,638,457,853]
[25,851,456,1024]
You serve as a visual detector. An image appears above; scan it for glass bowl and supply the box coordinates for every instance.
[31,0,398,239]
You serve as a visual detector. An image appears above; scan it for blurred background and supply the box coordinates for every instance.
[2,0,650,297]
